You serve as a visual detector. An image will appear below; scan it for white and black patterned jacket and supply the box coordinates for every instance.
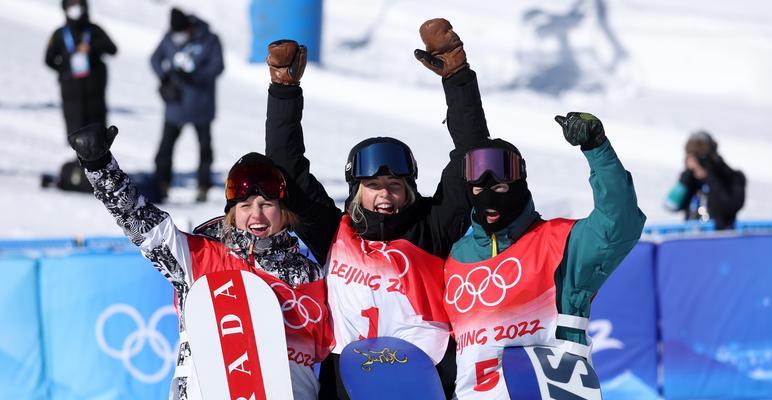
[84,156,323,400]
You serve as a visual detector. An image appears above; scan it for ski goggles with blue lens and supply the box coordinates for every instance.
[463,147,526,184]
[348,142,416,180]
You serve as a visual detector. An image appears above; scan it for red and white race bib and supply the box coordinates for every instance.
[187,236,334,366]
[326,216,450,363]
[444,219,579,399]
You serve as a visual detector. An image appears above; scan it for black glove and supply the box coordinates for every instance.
[68,123,118,169]
[554,112,607,151]
[267,39,307,85]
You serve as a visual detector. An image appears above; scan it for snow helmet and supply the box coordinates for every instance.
[463,138,527,184]
[224,152,286,213]
[344,137,418,197]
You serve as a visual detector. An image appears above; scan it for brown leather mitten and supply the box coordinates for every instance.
[414,18,468,78]
[266,39,307,85]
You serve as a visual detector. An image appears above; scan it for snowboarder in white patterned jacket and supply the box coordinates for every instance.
[67,123,334,400]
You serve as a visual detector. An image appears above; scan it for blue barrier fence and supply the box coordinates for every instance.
[2,228,772,399]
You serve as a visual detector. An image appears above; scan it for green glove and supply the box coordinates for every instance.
[554,112,607,151]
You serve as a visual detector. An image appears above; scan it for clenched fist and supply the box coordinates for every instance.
[554,112,607,151]
[414,18,468,78]
[267,39,307,85]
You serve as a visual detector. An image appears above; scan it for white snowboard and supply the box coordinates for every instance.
[185,270,293,400]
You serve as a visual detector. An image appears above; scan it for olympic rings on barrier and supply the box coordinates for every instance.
[95,304,178,384]
[445,257,523,313]
[271,282,324,329]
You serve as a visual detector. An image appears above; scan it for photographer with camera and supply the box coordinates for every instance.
[664,131,746,230]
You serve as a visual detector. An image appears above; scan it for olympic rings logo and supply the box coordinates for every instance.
[360,240,410,278]
[445,257,523,313]
[95,304,178,383]
[271,282,324,329]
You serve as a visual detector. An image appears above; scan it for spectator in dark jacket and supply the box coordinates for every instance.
[45,0,117,138]
[665,131,746,230]
[150,8,224,202]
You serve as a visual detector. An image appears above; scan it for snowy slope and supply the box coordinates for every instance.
[1,0,770,239]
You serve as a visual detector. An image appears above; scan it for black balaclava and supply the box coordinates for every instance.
[471,176,530,234]
[468,139,532,234]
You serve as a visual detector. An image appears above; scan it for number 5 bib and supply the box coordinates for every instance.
[444,218,600,399]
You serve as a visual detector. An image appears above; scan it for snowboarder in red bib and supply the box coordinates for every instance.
[264,34,489,397]
[67,124,333,400]
[444,117,645,399]
[414,18,645,398]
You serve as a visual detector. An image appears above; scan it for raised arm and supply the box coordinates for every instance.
[415,18,490,150]
[413,19,491,257]
[68,124,195,291]
[555,113,646,325]
[264,40,341,262]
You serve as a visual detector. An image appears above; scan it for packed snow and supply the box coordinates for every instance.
[1,0,771,239]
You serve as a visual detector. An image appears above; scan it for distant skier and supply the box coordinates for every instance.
[416,18,646,399]
[67,123,333,400]
[45,0,117,138]
[264,33,488,398]
[150,7,224,202]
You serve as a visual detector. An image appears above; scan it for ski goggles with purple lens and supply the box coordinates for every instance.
[463,147,526,184]
[349,142,416,180]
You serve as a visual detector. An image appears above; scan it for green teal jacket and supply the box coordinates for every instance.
[449,140,646,344]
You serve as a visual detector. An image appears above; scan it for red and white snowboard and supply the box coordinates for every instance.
[185,270,293,400]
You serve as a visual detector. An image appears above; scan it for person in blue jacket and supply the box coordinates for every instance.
[150,7,224,202]
[439,112,646,399]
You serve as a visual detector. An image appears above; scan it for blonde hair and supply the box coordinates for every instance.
[222,200,300,243]
[347,177,416,225]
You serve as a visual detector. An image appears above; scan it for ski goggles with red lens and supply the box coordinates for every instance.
[463,147,526,184]
[348,142,417,181]
[225,158,286,202]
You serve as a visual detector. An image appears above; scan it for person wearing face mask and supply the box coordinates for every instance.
[441,112,646,399]
[45,0,117,139]
[150,7,224,203]
[264,23,489,398]
[66,123,333,400]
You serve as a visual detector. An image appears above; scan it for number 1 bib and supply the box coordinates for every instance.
[325,216,450,363]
